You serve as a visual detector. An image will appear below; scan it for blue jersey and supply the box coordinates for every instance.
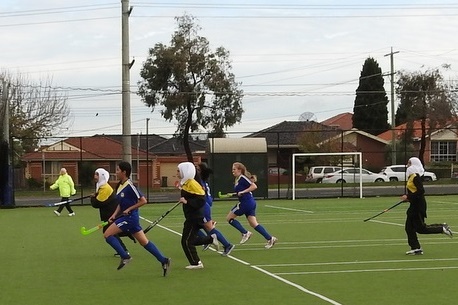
[203,202,212,223]
[199,179,213,207]
[199,178,213,222]
[115,179,143,233]
[231,174,256,217]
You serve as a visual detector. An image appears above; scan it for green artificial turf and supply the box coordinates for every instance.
[1,196,457,305]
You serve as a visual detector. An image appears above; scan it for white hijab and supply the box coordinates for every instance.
[406,157,425,177]
[178,162,196,186]
[95,168,110,192]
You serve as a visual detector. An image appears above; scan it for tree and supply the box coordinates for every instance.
[352,57,390,135]
[138,15,244,161]
[395,69,457,163]
[0,72,70,153]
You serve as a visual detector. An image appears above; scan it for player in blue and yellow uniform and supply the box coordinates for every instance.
[226,162,277,249]
[90,168,132,255]
[103,161,171,276]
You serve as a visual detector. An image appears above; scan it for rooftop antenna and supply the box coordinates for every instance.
[298,112,317,122]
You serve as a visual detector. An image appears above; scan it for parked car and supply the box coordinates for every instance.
[379,165,437,182]
[306,166,343,183]
[268,167,288,175]
[322,168,389,183]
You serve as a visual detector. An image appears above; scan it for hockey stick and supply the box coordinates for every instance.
[363,201,404,222]
[47,195,92,207]
[217,191,236,199]
[80,214,123,236]
[80,221,108,236]
[141,201,181,233]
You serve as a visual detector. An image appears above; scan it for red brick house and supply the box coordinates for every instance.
[377,120,458,163]
[21,135,203,189]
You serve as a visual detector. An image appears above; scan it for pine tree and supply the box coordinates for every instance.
[352,57,390,135]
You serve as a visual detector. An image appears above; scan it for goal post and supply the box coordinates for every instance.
[292,152,363,200]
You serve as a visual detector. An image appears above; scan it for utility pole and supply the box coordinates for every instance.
[1,80,14,208]
[2,81,9,143]
[121,0,134,164]
[385,47,399,165]
[146,118,150,203]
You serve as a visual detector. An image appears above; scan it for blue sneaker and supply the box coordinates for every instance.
[222,244,235,257]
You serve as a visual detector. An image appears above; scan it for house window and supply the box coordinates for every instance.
[431,141,457,161]
[42,161,62,184]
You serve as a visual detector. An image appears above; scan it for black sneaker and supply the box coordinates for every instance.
[162,258,171,277]
[117,256,132,270]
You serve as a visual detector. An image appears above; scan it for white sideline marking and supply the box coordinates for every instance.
[251,265,343,305]
[264,205,314,213]
[369,219,404,226]
[275,266,458,275]
[431,200,458,205]
[368,219,456,236]
[257,257,458,267]
[157,224,342,305]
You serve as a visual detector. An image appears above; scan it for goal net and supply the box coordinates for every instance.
[292,152,363,200]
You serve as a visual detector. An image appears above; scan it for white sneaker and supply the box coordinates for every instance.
[210,233,220,251]
[406,248,423,255]
[443,223,453,238]
[68,212,75,217]
[185,261,204,269]
[240,231,252,244]
[265,236,277,249]
[53,210,61,216]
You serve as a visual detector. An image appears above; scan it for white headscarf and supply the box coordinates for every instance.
[95,168,110,192]
[178,162,196,186]
[406,157,425,177]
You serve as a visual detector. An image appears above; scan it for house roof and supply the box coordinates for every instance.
[377,120,432,141]
[106,134,207,155]
[321,112,353,130]
[106,134,167,151]
[322,128,389,145]
[22,135,148,161]
[149,137,207,155]
[244,121,336,146]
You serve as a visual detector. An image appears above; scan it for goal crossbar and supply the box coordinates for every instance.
[292,152,363,200]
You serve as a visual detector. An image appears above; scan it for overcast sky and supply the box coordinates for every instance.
[2,1,458,138]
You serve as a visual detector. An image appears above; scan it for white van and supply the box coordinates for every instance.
[306,166,342,183]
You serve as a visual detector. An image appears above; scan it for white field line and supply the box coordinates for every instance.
[257,257,458,267]
[368,219,404,226]
[368,219,456,234]
[264,205,314,213]
[275,266,458,275]
[232,242,458,251]
[251,265,343,305]
[156,223,343,305]
[430,200,458,205]
[231,239,458,251]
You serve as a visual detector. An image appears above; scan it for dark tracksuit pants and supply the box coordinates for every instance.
[405,211,443,250]
[56,197,74,213]
[181,218,213,265]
